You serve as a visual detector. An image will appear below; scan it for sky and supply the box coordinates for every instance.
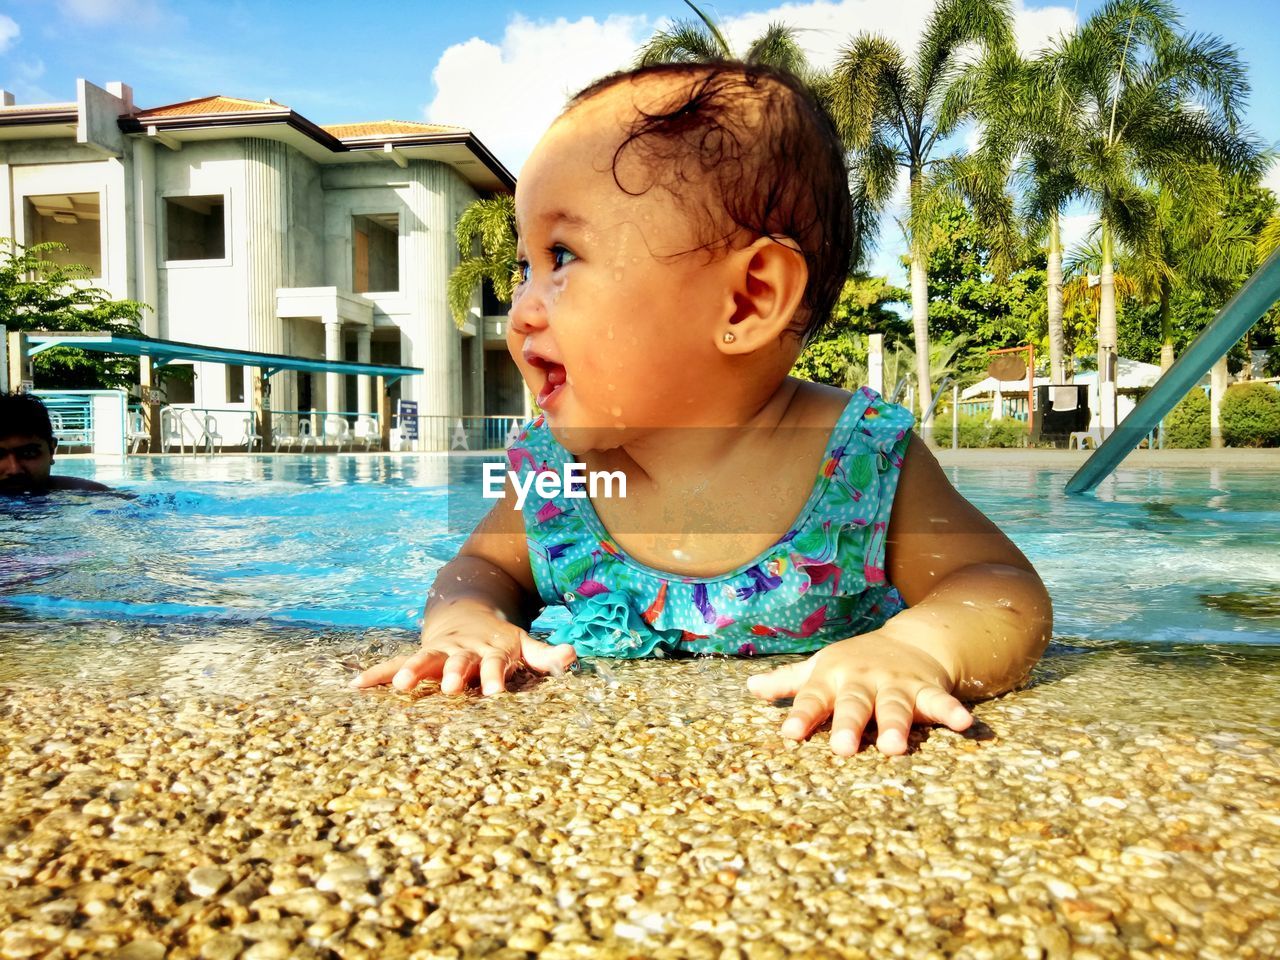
[3,0,1279,283]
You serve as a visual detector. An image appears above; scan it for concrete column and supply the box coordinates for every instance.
[403,162,457,450]
[243,139,287,355]
[868,333,883,395]
[376,376,391,449]
[1210,354,1229,449]
[130,138,160,334]
[324,320,343,422]
[355,327,371,418]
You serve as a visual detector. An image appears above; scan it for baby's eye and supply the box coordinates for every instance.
[551,245,577,269]
[513,259,530,286]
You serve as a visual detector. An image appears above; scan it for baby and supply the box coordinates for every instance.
[354,62,1052,755]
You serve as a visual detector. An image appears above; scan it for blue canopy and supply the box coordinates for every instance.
[24,332,421,383]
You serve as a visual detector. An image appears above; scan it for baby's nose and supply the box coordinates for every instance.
[508,283,547,334]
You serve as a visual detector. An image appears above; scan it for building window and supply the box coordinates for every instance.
[226,364,246,404]
[352,214,399,293]
[481,280,508,316]
[166,196,225,261]
[25,193,102,276]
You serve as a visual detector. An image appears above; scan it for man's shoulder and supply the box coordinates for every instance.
[49,475,112,492]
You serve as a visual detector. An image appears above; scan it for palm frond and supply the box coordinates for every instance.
[914,0,1014,118]
[744,22,808,74]
[827,34,910,151]
[847,138,900,269]
[635,21,729,66]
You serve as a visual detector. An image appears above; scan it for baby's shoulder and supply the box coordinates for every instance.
[780,379,914,448]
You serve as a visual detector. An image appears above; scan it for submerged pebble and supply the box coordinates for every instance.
[0,646,1277,958]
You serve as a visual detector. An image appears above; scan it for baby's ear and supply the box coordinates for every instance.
[717,237,808,354]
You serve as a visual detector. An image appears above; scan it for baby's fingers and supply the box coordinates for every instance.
[871,689,915,756]
[349,655,411,690]
[519,632,577,675]
[746,658,814,701]
[829,689,874,756]
[915,686,973,732]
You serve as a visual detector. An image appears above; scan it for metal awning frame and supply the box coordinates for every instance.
[24,332,421,387]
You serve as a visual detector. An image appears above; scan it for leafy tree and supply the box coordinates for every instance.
[825,0,1015,436]
[0,239,145,389]
[792,275,909,387]
[447,196,518,328]
[917,202,1045,367]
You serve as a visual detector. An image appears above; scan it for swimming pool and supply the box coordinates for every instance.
[3,453,1278,958]
[1,453,1276,659]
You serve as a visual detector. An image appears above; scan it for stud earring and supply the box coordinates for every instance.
[722,331,736,344]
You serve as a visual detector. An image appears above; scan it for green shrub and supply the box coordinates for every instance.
[932,413,1027,448]
[1164,389,1210,448]
[1221,382,1280,448]
[986,418,1030,448]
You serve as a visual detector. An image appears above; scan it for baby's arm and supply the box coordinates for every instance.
[748,435,1052,755]
[352,480,575,694]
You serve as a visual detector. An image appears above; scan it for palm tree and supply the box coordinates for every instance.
[971,45,1084,386]
[1041,0,1260,422]
[447,195,517,329]
[825,0,1014,440]
[636,1,810,77]
[1137,177,1259,370]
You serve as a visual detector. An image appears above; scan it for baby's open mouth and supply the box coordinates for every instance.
[536,362,567,407]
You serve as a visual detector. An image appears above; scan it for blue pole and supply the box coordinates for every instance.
[1065,245,1280,496]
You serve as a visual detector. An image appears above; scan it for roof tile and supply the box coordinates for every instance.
[323,120,467,139]
[135,96,287,119]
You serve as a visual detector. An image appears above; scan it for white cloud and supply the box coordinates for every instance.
[426,14,650,175]
[1264,158,1280,198]
[426,0,1078,275]
[427,0,1077,177]
[57,0,169,27]
[0,14,19,54]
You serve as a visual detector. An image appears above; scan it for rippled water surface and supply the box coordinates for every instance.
[1,454,1276,686]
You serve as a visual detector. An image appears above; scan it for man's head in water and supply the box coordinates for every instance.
[0,392,108,494]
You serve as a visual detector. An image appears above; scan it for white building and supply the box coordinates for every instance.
[0,78,526,435]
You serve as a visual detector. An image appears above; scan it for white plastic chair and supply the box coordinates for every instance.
[353,415,379,451]
[324,416,351,452]
[296,419,318,453]
[240,416,262,452]
[127,412,150,454]
[273,417,298,452]
[160,408,186,454]
[200,415,224,454]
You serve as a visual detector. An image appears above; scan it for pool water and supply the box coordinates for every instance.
[1,455,1277,678]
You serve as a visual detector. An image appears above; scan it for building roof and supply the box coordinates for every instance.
[133,95,288,119]
[323,120,467,140]
[0,80,514,192]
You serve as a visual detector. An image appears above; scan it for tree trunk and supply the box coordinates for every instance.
[1097,223,1118,432]
[1158,276,1174,372]
[1046,209,1067,384]
[910,251,932,443]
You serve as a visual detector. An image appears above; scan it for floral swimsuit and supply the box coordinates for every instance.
[508,387,915,658]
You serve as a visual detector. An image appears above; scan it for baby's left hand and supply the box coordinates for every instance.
[746,634,973,756]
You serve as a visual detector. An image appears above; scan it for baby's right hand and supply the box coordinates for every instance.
[350,604,576,696]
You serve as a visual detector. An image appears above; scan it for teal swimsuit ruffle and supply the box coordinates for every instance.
[509,387,915,657]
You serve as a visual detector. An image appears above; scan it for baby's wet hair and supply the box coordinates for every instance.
[568,61,852,342]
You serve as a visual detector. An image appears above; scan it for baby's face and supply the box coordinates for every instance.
[508,80,737,452]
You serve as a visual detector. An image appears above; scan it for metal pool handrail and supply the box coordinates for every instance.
[1065,245,1280,496]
